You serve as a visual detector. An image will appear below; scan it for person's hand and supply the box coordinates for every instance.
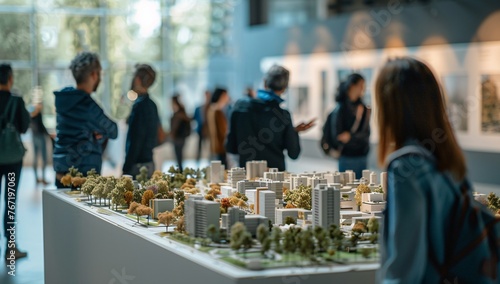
[94,132,103,140]
[295,118,316,133]
[337,131,351,144]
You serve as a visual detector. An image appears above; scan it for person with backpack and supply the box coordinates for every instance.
[123,64,162,178]
[170,94,191,172]
[0,63,30,260]
[377,57,500,283]
[207,88,230,167]
[322,73,370,179]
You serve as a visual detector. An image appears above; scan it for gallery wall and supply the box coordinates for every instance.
[208,0,500,184]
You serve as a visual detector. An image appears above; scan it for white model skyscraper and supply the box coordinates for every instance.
[228,167,246,188]
[312,184,341,228]
[259,190,276,224]
[185,198,220,238]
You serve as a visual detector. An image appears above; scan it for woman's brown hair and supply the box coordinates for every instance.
[375,57,466,180]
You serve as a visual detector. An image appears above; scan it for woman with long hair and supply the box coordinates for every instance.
[376,57,468,282]
[207,87,230,166]
[334,73,370,178]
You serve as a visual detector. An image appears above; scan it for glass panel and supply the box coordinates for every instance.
[0,0,32,5]
[0,13,31,60]
[110,68,134,120]
[36,0,101,9]
[11,69,33,102]
[107,14,162,63]
[37,14,100,63]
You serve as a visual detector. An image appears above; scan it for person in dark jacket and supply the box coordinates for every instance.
[123,64,160,178]
[0,63,30,260]
[170,95,191,172]
[30,87,51,185]
[53,52,117,187]
[334,73,370,178]
[226,65,314,171]
[193,90,211,163]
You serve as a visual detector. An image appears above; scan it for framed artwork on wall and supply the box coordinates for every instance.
[442,74,469,133]
[481,74,500,134]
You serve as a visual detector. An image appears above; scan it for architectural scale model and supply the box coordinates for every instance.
[65,161,393,270]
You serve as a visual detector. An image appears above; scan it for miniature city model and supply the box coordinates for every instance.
[67,161,387,270]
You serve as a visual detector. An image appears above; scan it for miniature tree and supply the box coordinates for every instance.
[175,216,186,233]
[298,229,315,260]
[241,232,253,258]
[103,177,116,207]
[230,222,246,251]
[283,185,312,210]
[487,192,500,213]
[71,177,87,189]
[61,175,72,187]
[367,217,379,234]
[133,189,143,203]
[201,167,208,180]
[168,165,177,175]
[351,221,367,247]
[261,237,271,256]
[360,247,372,259]
[128,202,141,215]
[373,185,384,194]
[283,228,297,258]
[124,191,134,208]
[206,224,219,243]
[158,211,175,232]
[205,194,215,201]
[256,223,268,245]
[136,166,149,184]
[175,190,185,205]
[135,205,153,225]
[220,198,232,214]
[329,224,345,251]
[81,178,97,200]
[271,227,282,254]
[285,216,296,225]
[172,201,185,217]
[86,168,98,178]
[314,226,329,253]
[91,182,106,205]
[355,184,371,207]
[142,189,155,206]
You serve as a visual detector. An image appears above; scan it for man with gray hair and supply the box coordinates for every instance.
[53,52,118,187]
[226,65,315,171]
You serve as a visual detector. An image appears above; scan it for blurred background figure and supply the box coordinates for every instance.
[29,86,51,185]
[0,63,30,260]
[122,64,160,178]
[244,86,256,98]
[207,87,230,166]
[170,94,191,172]
[334,73,370,178]
[193,90,211,164]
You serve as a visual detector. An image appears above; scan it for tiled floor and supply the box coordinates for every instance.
[1,157,499,284]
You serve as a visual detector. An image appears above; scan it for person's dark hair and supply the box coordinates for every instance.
[211,88,227,104]
[0,63,13,85]
[133,64,156,89]
[264,65,289,92]
[69,52,101,84]
[375,57,466,180]
[172,94,186,113]
[335,73,365,102]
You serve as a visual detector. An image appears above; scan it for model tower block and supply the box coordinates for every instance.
[246,160,267,180]
[185,198,220,238]
[209,161,224,184]
[312,184,341,229]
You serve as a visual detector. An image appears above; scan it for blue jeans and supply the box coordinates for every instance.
[339,155,367,180]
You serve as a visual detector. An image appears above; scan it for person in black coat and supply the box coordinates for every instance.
[333,73,370,178]
[123,64,160,178]
[0,63,30,260]
[226,65,314,171]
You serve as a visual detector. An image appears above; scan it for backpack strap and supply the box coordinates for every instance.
[0,97,15,125]
[8,97,18,124]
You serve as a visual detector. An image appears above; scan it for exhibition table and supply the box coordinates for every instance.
[43,190,378,284]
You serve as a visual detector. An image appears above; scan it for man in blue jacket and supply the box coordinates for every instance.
[226,65,314,171]
[53,52,118,187]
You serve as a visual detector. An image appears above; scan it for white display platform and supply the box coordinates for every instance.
[43,190,378,284]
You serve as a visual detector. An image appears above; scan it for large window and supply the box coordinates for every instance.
[0,0,225,128]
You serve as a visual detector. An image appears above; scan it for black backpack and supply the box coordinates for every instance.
[0,97,26,165]
[320,106,340,156]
